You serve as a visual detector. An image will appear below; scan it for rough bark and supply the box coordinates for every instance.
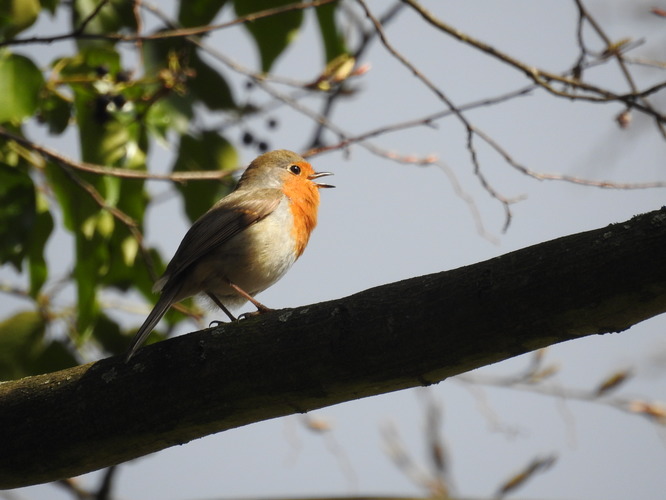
[1,208,666,488]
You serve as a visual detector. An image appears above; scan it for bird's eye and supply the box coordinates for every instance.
[289,164,301,175]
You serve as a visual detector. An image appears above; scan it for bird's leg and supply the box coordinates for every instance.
[206,292,237,321]
[226,279,272,314]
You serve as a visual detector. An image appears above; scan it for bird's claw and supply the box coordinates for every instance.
[238,306,273,321]
[208,320,229,328]
[238,311,260,321]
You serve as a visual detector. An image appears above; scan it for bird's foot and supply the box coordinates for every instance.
[208,319,231,328]
[238,305,273,321]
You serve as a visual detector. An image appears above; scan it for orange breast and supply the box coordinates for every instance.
[281,171,321,258]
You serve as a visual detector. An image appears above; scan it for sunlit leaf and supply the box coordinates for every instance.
[121,235,139,267]
[59,45,122,78]
[0,310,46,380]
[0,0,40,40]
[145,97,191,144]
[96,209,115,238]
[0,51,45,123]
[308,53,355,91]
[234,0,304,72]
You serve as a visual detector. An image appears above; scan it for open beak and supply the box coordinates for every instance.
[308,171,335,188]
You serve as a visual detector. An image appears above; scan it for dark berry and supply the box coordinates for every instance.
[242,131,254,145]
[111,94,126,109]
[116,70,131,83]
[95,65,109,78]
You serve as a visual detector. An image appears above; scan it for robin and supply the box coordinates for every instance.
[125,149,334,361]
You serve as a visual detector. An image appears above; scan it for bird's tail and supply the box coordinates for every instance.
[124,286,179,362]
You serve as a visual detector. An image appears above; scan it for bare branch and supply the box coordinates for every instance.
[0,0,339,47]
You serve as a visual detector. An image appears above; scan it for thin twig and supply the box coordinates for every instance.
[309,2,406,148]
[401,0,666,124]
[0,127,237,182]
[475,127,666,190]
[356,0,515,228]
[0,0,338,47]
[573,0,666,138]
[74,0,112,35]
[456,372,666,425]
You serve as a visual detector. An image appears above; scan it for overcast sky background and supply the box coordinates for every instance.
[5,1,666,499]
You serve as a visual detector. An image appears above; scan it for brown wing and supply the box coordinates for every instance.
[160,188,282,286]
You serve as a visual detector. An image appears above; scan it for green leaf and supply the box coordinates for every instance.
[72,84,146,169]
[234,0,304,72]
[0,163,36,269]
[43,162,89,232]
[73,234,103,335]
[145,97,191,144]
[44,111,149,330]
[29,340,78,375]
[0,161,53,296]
[0,51,45,123]
[38,91,72,135]
[42,0,61,15]
[190,51,235,110]
[172,131,238,222]
[73,0,137,48]
[142,34,188,77]
[0,310,46,380]
[0,0,41,40]
[45,48,154,340]
[178,0,229,28]
[28,193,54,297]
[59,45,122,78]
[142,34,236,116]
[93,313,126,355]
[56,45,144,168]
[315,1,347,63]
[134,247,167,299]
[142,36,195,140]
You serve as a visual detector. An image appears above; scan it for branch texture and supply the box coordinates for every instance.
[2,208,666,488]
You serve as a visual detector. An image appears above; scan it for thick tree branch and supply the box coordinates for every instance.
[2,208,666,488]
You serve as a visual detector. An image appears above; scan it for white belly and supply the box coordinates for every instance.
[185,198,298,306]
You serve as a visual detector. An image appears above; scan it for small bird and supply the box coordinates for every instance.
[125,149,334,361]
